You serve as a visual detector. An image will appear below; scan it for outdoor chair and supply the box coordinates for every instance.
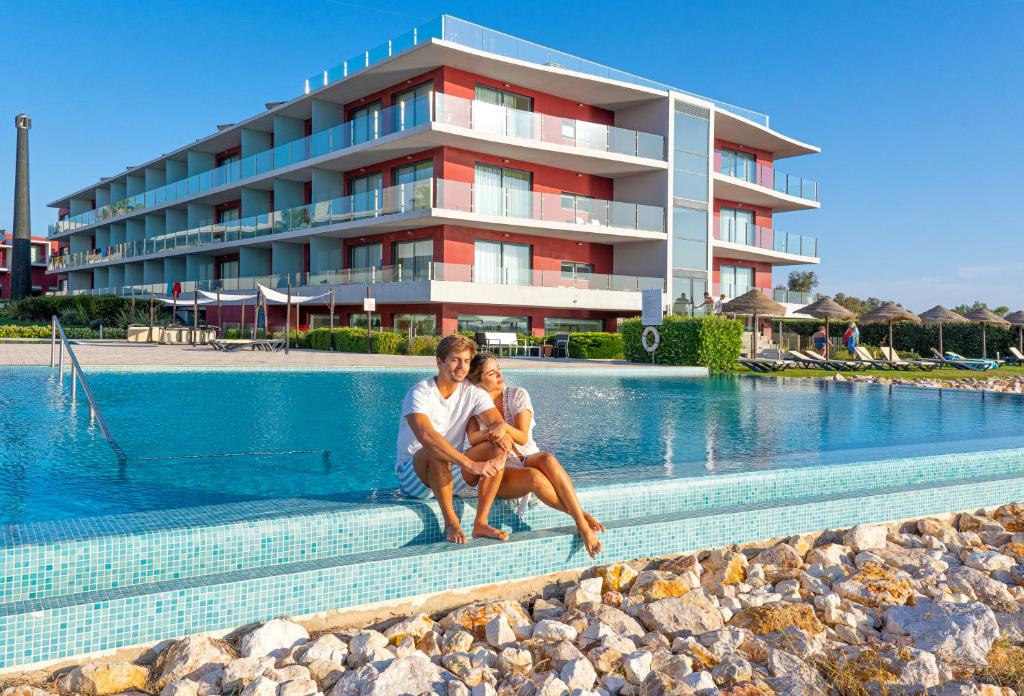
[800,349,866,371]
[929,348,998,371]
[551,333,570,358]
[852,346,895,370]
[878,346,938,371]
[738,357,790,373]
[1006,347,1024,365]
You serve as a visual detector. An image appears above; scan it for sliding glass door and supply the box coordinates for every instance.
[474,85,534,138]
[393,160,434,210]
[349,173,382,216]
[474,164,532,218]
[474,240,531,286]
[350,101,381,145]
[394,82,432,132]
[393,239,433,281]
[719,207,755,245]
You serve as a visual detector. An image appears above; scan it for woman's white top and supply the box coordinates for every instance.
[503,386,540,459]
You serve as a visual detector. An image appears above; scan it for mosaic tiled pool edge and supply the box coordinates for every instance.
[2,448,1024,668]
[4,447,1024,605]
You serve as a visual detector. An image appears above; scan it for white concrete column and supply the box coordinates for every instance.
[274,179,305,210]
[126,219,145,243]
[144,213,164,239]
[108,264,125,288]
[109,223,126,246]
[242,189,272,217]
[143,259,165,285]
[312,168,343,203]
[240,247,271,277]
[271,241,305,275]
[144,167,166,190]
[126,175,144,196]
[187,151,215,177]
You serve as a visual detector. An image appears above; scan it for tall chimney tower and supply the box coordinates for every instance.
[12,114,32,300]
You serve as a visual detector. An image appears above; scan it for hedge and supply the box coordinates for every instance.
[566,332,623,360]
[406,335,441,356]
[621,315,744,371]
[0,325,126,339]
[780,319,1023,358]
[4,295,137,325]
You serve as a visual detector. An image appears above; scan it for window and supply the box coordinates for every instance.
[217,206,239,224]
[474,240,531,285]
[719,149,756,182]
[218,259,239,280]
[457,315,529,334]
[393,239,433,281]
[394,82,433,132]
[349,173,383,214]
[719,264,754,299]
[560,192,600,224]
[308,314,338,329]
[474,164,531,217]
[672,107,710,202]
[672,272,708,317]
[392,160,434,210]
[718,207,755,245]
[561,261,595,278]
[350,101,381,144]
[349,313,382,329]
[394,313,437,337]
[672,206,708,271]
[348,242,382,270]
[474,85,534,138]
[544,317,602,333]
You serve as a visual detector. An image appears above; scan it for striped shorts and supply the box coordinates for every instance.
[396,458,476,499]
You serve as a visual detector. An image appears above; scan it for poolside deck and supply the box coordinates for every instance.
[0,341,673,370]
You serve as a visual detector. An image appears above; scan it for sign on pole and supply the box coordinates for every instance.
[362,297,376,312]
[641,288,662,326]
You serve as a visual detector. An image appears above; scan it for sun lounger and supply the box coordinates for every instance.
[799,349,866,371]
[852,346,895,369]
[210,338,285,352]
[738,358,791,373]
[1006,347,1024,365]
[878,346,939,371]
[929,348,999,371]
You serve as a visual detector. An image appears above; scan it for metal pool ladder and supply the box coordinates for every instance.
[50,315,126,462]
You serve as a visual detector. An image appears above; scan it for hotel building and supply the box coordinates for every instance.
[47,16,819,335]
[0,233,59,299]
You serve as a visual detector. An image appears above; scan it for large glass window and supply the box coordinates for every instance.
[672,107,710,202]
[457,315,529,334]
[672,206,708,271]
[349,172,383,215]
[474,164,532,217]
[718,207,755,244]
[672,272,708,317]
[349,313,382,329]
[474,240,531,285]
[393,160,434,210]
[217,206,239,224]
[561,261,595,278]
[719,149,756,182]
[348,242,382,270]
[719,264,754,299]
[394,82,433,132]
[350,101,381,144]
[393,239,433,281]
[475,85,534,138]
[544,317,602,333]
[394,313,437,337]
[218,259,239,280]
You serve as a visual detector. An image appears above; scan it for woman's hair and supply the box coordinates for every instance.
[467,352,496,385]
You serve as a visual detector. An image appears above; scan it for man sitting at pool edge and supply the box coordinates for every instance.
[395,334,511,544]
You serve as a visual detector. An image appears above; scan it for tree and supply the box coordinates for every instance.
[830,293,892,316]
[787,271,819,293]
[952,301,1007,316]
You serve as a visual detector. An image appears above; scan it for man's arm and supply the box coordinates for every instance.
[407,413,500,477]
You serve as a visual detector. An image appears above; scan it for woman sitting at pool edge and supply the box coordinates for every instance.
[466,353,605,557]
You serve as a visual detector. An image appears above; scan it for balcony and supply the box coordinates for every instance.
[712,219,818,264]
[710,285,815,312]
[49,93,665,237]
[49,178,665,272]
[713,149,819,212]
[64,261,663,312]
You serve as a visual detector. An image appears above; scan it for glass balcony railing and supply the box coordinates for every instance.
[713,149,818,202]
[713,219,818,258]
[711,285,815,308]
[64,261,663,297]
[50,93,665,237]
[49,179,665,272]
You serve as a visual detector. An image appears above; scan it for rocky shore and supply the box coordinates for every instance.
[835,374,1024,394]
[10,505,1024,696]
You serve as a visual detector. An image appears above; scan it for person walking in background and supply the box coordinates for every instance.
[695,292,714,316]
[843,321,860,358]
[714,293,728,314]
[811,325,832,356]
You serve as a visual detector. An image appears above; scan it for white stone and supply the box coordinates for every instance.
[497,647,532,675]
[565,578,603,609]
[844,525,889,552]
[346,631,389,668]
[155,636,236,690]
[223,657,277,692]
[599,675,626,695]
[621,651,652,684]
[965,551,1016,573]
[277,678,317,696]
[679,671,717,695]
[711,654,751,686]
[240,676,278,696]
[533,620,578,642]
[363,654,456,696]
[470,685,495,696]
[299,635,348,666]
[560,658,598,691]
[883,599,999,667]
[485,614,516,649]
[240,620,310,659]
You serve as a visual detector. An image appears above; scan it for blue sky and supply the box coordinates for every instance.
[1,0,1022,311]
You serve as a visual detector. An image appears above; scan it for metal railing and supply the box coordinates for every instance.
[50,315,123,460]
[713,148,819,202]
[713,218,818,258]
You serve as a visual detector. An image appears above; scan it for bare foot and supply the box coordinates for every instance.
[472,522,509,541]
[580,526,602,558]
[583,512,605,533]
[445,523,467,544]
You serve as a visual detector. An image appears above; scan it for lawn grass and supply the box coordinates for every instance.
[733,365,1024,381]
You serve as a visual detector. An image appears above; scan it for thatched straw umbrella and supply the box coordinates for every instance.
[965,308,1010,358]
[721,289,785,358]
[796,297,854,355]
[918,305,968,356]
[1004,310,1024,352]
[860,302,920,355]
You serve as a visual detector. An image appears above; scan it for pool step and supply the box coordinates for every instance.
[3,448,1024,606]
[3,454,1024,669]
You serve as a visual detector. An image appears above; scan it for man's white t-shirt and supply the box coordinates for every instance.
[395,378,495,469]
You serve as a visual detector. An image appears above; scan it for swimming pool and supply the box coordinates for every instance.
[3,366,1024,524]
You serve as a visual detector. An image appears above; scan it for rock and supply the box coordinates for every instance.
[533,640,587,672]
[701,551,747,593]
[930,682,986,696]
[533,598,565,622]
[530,674,569,696]
[653,652,695,679]
[299,634,348,665]
[565,578,604,609]
[965,551,1016,573]
[600,674,627,695]
[239,620,309,659]
[843,524,889,552]
[3,689,56,696]
[240,676,279,696]
[363,654,456,696]
[382,613,434,644]
[833,562,914,607]
[805,543,853,568]
[639,591,725,636]
[485,615,516,649]
[755,544,803,569]
[59,663,149,696]
[711,655,752,686]
[995,504,1024,532]
[498,647,532,675]
[327,664,379,696]
[560,658,597,691]
[581,605,646,641]
[443,600,532,639]
[533,620,578,642]
[828,645,940,695]
[642,670,717,696]
[305,660,345,690]
[597,563,639,593]
[729,602,823,635]
[277,678,318,696]
[448,683,470,696]
[586,645,624,674]
[622,651,653,684]
[442,630,475,655]
[630,570,692,601]
[661,554,702,578]
[760,626,825,661]
[222,657,277,692]
[346,630,389,667]
[883,599,999,667]
[153,636,236,691]
[948,565,1015,603]
[918,518,960,544]
[996,610,1024,644]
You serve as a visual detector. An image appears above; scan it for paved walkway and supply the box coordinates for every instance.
[0,340,673,370]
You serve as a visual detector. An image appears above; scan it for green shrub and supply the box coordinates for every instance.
[0,325,50,338]
[372,330,404,355]
[621,315,744,370]
[7,295,141,325]
[307,328,332,350]
[406,334,440,356]
[567,332,624,359]
[327,327,404,354]
[0,325,126,339]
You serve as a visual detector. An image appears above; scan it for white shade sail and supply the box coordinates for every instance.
[159,296,215,306]
[257,284,332,305]
[198,290,258,302]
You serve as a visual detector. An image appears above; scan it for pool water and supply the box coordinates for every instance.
[2,367,1023,524]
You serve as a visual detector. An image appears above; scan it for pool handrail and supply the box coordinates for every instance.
[50,315,122,457]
